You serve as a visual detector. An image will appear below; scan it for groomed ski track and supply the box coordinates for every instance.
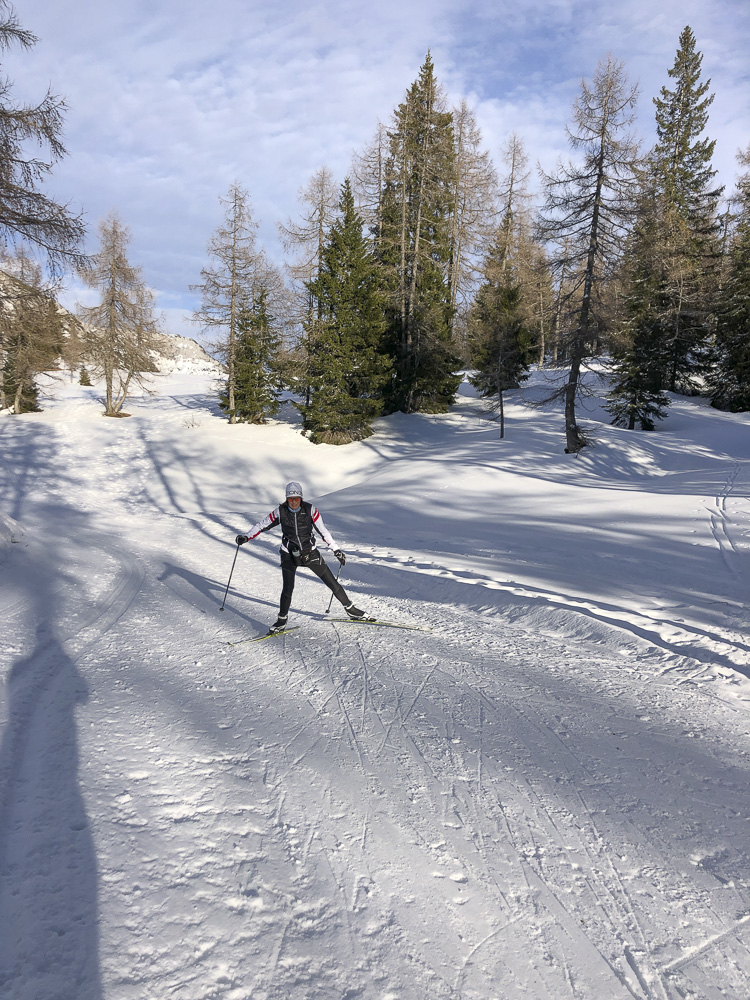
[2,372,750,1000]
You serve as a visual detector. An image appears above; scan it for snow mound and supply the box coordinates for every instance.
[0,511,24,545]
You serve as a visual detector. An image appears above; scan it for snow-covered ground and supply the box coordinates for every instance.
[1,366,750,1000]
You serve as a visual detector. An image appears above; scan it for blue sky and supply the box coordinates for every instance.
[11,0,750,336]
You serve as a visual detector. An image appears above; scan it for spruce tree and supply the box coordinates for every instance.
[302,180,390,444]
[469,235,533,438]
[220,289,281,423]
[649,25,722,391]
[708,146,750,411]
[606,175,672,430]
[378,53,462,414]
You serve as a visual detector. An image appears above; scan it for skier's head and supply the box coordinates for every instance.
[285,481,303,509]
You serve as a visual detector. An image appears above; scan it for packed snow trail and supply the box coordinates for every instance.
[1,372,750,999]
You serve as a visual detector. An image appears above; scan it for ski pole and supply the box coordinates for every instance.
[220,543,240,611]
[325,563,342,614]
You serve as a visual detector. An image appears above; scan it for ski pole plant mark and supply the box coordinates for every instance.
[234,481,368,636]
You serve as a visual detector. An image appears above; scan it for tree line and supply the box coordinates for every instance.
[1,0,748,453]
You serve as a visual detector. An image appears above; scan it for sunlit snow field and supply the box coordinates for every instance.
[2,363,750,1000]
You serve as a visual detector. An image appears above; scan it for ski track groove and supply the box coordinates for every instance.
[330,641,627,995]
[269,630,579,994]
[706,460,743,578]
[320,640,368,775]
[376,664,437,754]
[660,914,750,976]
[424,663,705,999]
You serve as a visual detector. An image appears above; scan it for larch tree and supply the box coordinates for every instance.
[378,52,462,414]
[278,166,339,328]
[192,184,266,424]
[496,134,533,274]
[0,0,86,406]
[78,214,162,417]
[277,167,339,402]
[302,179,390,443]
[351,122,389,245]
[538,56,641,453]
[493,133,553,366]
[447,100,498,342]
[0,0,85,275]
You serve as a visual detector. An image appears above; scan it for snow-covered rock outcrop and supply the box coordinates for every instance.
[156,334,223,375]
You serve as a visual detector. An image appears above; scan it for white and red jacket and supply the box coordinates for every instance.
[245,499,339,556]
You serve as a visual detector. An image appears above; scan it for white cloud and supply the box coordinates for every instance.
[5,0,748,327]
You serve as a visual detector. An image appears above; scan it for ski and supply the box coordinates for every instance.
[327,618,430,632]
[227,626,301,646]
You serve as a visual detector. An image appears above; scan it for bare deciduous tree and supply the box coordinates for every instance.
[79,214,162,417]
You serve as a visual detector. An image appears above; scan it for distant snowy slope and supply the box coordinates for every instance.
[157,333,223,375]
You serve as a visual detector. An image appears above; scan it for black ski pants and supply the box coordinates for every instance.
[279,549,348,617]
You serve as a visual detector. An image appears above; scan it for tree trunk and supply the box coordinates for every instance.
[537,283,546,367]
[565,147,605,453]
[564,341,585,452]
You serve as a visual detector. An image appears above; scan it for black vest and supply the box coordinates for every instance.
[279,500,318,556]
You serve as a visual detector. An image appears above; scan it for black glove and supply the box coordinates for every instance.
[235,534,249,546]
[334,549,346,566]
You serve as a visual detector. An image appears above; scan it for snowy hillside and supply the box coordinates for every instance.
[1,369,750,1000]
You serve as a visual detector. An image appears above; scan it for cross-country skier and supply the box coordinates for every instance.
[235,481,367,632]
